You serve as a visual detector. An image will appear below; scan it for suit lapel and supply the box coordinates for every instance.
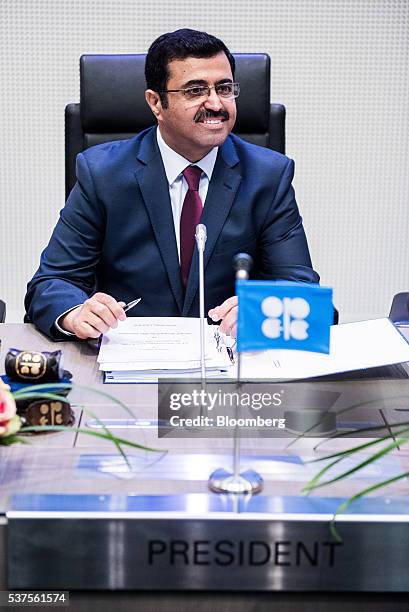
[183,137,242,315]
[135,130,184,313]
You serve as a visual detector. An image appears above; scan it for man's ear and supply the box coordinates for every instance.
[145,89,162,119]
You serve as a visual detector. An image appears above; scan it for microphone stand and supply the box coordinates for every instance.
[180,224,207,436]
[195,224,207,382]
[208,253,263,495]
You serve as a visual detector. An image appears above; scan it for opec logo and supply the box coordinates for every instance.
[236,280,332,354]
[261,296,310,341]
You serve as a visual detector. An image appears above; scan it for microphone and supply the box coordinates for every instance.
[195,223,207,251]
[207,249,263,494]
[234,253,253,383]
[233,252,253,280]
[196,223,207,380]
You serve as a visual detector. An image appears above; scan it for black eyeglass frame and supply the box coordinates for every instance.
[158,82,240,99]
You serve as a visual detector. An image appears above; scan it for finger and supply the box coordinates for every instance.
[85,298,123,327]
[74,321,102,340]
[208,296,238,321]
[220,323,237,339]
[93,291,117,303]
[209,299,237,322]
[79,310,111,335]
[83,300,117,328]
[91,293,126,321]
[92,292,126,319]
[219,306,238,335]
[222,330,237,346]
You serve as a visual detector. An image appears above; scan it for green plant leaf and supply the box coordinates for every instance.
[329,470,409,541]
[20,424,163,454]
[82,408,132,468]
[305,425,409,465]
[301,456,345,494]
[13,383,136,418]
[0,434,29,446]
[312,395,409,451]
[303,433,409,492]
[286,393,409,451]
[13,392,71,403]
[12,381,163,460]
[312,419,409,451]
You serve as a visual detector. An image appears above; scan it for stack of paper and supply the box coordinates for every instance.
[98,317,232,383]
[98,317,409,383]
[240,318,409,380]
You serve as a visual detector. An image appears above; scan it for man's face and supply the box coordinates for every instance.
[146,52,237,161]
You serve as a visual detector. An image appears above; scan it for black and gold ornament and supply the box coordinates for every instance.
[4,348,74,431]
[5,348,66,383]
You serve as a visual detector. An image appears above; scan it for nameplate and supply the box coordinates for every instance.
[7,494,409,591]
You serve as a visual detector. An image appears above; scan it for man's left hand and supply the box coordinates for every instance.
[208,296,238,337]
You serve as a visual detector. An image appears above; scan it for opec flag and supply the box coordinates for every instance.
[237,281,333,353]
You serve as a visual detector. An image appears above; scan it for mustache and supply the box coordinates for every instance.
[194,108,229,123]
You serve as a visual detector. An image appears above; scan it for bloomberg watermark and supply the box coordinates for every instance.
[157,379,408,439]
[157,380,336,439]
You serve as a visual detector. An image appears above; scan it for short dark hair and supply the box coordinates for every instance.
[145,28,235,108]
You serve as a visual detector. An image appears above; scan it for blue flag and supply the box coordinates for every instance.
[237,281,333,353]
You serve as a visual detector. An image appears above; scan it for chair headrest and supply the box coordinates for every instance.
[80,53,270,135]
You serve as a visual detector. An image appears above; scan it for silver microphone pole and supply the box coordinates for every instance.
[208,252,263,495]
[233,253,253,383]
[195,223,207,381]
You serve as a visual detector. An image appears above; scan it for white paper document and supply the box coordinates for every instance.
[98,317,232,382]
[99,317,409,383]
[240,318,409,380]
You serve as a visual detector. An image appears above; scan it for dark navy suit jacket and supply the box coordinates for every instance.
[25,127,319,338]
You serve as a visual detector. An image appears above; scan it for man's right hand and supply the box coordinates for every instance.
[60,292,127,339]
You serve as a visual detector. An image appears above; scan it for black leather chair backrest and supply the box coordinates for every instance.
[0,300,6,323]
[65,53,285,199]
[389,292,409,324]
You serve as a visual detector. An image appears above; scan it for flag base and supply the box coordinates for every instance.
[208,468,263,494]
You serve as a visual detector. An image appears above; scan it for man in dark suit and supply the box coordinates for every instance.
[25,29,319,340]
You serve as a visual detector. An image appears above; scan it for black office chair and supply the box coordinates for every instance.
[65,53,285,199]
[0,300,6,323]
[389,292,409,324]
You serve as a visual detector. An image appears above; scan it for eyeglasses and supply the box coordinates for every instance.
[159,82,240,101]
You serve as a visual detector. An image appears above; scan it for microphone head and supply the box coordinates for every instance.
[233,252,253,279]
[195,223,207,240]
[195,223,207,251]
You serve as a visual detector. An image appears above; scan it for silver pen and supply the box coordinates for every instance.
[214,327,236,364]
[213,326,222,352]
[225,335,236,365]
[123,298,142,313]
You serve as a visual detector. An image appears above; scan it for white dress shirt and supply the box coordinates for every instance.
[56,127,218,334]
[156,126,218,261]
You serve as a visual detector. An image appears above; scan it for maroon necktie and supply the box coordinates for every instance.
[180,165,203,287]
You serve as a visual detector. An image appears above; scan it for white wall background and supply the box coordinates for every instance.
[1,0,408,323]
